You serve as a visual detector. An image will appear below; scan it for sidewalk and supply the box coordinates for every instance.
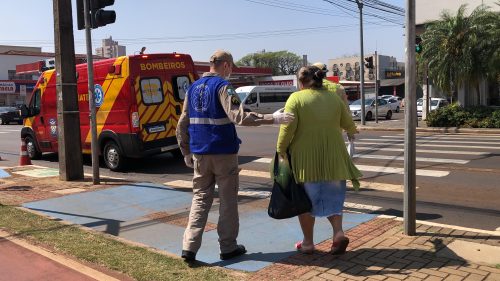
[1,165,499,281]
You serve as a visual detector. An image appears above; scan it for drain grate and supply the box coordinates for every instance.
[145,211,217,232]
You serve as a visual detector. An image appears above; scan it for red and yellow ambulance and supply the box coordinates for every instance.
[21,53,196,171]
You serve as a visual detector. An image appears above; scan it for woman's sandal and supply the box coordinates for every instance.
[331,237,350,255]
[295,241,315,254]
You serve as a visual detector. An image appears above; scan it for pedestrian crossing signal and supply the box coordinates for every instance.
[416,36,423,53]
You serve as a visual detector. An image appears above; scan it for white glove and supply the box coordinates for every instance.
[273,108,295,124]
[184,154,194,168]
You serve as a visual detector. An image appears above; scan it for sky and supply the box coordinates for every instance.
[0,0,405,64]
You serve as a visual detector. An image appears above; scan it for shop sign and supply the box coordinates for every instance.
[259,80,294,86]
[0,82,16,94]
[385,71,404,79]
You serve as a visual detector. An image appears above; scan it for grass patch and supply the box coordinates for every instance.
[0,205,240,281]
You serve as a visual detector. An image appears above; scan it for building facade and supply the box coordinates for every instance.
[95,36,126,58]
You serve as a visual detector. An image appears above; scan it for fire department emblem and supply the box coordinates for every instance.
[190,84,211,112]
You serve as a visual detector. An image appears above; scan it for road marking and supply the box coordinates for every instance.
[52,188,87,195]
[246,159,449,178]
[355,164,449,177]
[252,158,272,164]
[355,146,489,156]
[163,180,192,188]
[83,173,125,180]
[383,135,500,140]
[344,202,383,211]
[354,141,500,150]
[0,229,121,281]
[379,215,500,236]
[354,154,469,164]
[360,138,499,145]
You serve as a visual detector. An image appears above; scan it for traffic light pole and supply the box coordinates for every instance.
[375,51,379,123]
[404,0,417,236]
[53,0,84,181]
[356,0,366,125]
[83,0,100,185]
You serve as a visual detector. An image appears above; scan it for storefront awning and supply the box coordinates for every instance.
[380,78,405,87]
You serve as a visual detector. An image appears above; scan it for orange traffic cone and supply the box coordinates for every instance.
[20,138,32,166]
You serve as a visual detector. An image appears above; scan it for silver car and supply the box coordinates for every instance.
[349,98,392,121]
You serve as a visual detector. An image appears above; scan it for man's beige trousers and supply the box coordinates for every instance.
[182,154,240,254]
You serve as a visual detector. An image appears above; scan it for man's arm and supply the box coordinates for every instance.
[175,95,191,156]
[219,85,274,126]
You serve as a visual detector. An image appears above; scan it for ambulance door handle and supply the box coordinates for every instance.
[175,105,181,115]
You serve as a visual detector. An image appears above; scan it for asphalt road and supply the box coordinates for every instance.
[1,120,499,232]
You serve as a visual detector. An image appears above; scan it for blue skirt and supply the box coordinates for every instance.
[303,180,346,217]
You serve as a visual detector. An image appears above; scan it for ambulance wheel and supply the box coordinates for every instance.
[103,141,126,171]
[25,136,42,160]
[171,148,183,159]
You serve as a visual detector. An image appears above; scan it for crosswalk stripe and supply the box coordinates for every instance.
[355,146,489,156]
[354,141,500,150]
[355,164,449,177]
[163,179,413,194]
[353,154,469,164]
[252,158,272,164]
[360,138,498,145]
[240,169,270,178]
[383,135,500,141]
[0,132,8,134]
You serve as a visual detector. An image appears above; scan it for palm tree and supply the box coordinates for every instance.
[419,4,500,104]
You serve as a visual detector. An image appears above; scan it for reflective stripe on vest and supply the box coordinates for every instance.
[189,117,232,125]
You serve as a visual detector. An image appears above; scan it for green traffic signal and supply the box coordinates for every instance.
[415,36,423,53]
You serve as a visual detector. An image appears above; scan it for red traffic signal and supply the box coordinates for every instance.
[76,0,116,30]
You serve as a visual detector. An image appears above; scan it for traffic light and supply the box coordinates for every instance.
[415,36,423,53]
[364,56,374,69]
[91,0,116,29]
[76,0,116,30]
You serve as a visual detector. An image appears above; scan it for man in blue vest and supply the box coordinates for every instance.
[176,50,294,262]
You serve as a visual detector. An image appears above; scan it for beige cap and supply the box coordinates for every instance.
[312,62,328,72]
[210,50,236,67]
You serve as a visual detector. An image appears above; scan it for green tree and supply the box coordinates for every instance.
[236,50,302,75]
[419,4,500,103]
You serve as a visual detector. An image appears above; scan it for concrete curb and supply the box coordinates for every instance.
[358,126,500,134]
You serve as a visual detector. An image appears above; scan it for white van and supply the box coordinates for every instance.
[235,85,297,114]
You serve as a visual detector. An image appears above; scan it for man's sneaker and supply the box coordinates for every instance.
[220,245,247,260]
[181,250,196,262]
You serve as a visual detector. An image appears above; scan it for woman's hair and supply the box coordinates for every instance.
[297,66,326,89]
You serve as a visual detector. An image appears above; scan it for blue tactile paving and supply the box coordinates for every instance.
[0,169,10,179]
[23,183,376,272]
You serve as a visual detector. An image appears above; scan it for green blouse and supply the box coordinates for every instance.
[276,88,362,189]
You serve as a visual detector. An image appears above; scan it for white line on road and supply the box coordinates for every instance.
[354,141,500,150]
[354,154,469,164]
[355,164,449,177]
[360,138,499,145]
[355,146,489,156]
[252,158,273,164]
[248,159,450,177]
[382,135,500,141]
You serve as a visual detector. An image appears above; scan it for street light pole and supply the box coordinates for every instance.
[356,0,366,125]
[404,0,417,236]
[83,0,100,185]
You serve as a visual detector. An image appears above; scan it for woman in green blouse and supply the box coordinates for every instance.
[276,66,362,255]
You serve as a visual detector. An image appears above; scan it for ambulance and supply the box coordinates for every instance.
[20,53,196,171]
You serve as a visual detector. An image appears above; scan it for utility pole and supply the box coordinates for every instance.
[404,0,417,236]
[375,51,379,123]
[53,0,84,181]
[82,0,100,185]
[356,0,366,125]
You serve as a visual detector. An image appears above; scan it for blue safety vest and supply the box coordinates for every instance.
[187,75,240,154]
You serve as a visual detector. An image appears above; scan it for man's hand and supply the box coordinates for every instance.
[184,154,194,168]
[273,108,295,124]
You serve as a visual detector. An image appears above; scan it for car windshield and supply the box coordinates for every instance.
[0,107,16,113]
[351,98,374,106]
[237,91,249,102]
[417,100,441,106]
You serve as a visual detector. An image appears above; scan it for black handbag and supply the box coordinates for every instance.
[268,152,312,219]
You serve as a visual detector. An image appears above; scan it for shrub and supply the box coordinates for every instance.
[426,104,500,128]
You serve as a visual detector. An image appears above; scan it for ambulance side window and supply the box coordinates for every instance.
[140,78,163,105]
[31,89,41,115]
[173,76,190,101]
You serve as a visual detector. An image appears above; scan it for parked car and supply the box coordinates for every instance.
[0,106,22,125]
[349,98,392,121]
[385,97,401,113]
[417,98,449,117]
[236,85,296,114]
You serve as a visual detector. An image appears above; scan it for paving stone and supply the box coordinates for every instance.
[338,273,367,281]
[424,276,444,281]
[318,272,345,280]
[420,268,449,278]
[484,273,500,281]
[460,267,489,276]
[443,275,465,281]
[439,267,470,277]
[477,266,500,274]
[463,274,485,281]
[299,270,322,280]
